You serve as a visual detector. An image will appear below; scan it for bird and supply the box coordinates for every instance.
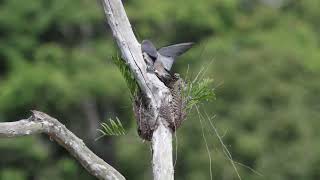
[141,39,194,82]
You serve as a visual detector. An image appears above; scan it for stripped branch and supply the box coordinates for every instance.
[101,0,174,179]
[0,111,125,180]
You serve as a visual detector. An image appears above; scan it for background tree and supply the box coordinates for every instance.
[1,0,320,179]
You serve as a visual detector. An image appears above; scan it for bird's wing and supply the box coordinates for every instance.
[158,55,175,71]
[141,40,158,59]
[158,42,194,58]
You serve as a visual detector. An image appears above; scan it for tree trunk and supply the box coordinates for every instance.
[101,0,174,179]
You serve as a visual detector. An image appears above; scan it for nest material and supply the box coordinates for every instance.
[167,74,187,130]
[133,94,155,141]
[133,74,186,141]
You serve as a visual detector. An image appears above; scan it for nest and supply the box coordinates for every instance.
[133,93,155,141]
[133,74,186,141]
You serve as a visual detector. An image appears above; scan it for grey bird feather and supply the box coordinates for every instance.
[158,42,194,58]
[141,40,158,60]
[158,42,193,71]
[141,40,194,79]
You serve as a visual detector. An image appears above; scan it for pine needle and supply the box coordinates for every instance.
[95,117,126,140]
[183,67,215,111]
[112,55,139,98]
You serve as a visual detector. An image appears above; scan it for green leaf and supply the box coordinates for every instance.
[184,67,215,111]
[95,117,126,140]
[112,55,139,97]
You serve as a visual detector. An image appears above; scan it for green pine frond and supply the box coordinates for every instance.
[183,67,216,111]
[112,55,139,97]
[95,117,126,140]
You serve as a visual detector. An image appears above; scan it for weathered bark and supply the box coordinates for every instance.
[0,111,125,180]
[101,0,175,179]
[152,123,174,180]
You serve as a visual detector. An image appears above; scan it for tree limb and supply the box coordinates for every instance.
[0,110,125,180]
[152,123,174,180]
[101,0,174,179]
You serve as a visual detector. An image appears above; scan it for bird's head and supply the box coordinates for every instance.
[141,40,158,61]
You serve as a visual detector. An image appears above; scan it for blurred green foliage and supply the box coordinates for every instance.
[1,0,320,179]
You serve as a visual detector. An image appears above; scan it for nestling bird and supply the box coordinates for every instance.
[141,40,194,82]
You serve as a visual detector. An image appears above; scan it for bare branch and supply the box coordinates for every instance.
[0,111,125,180]
[152,123,174,180]
[101,0,174,179]
[101,0,167,99]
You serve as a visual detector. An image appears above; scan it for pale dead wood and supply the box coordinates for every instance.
[101,0,174,179]
[0,111,125,180]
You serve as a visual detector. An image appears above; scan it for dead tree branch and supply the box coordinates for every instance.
[101,0,174,179]
[0,110,125,180]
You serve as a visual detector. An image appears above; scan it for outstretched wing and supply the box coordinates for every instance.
[158,55,175,71]
[158,42,194,58]
[141,40,158,60]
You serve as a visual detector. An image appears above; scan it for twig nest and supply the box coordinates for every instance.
[133,94,155,141]
[166,74,187,130]
[133,74,186,141]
